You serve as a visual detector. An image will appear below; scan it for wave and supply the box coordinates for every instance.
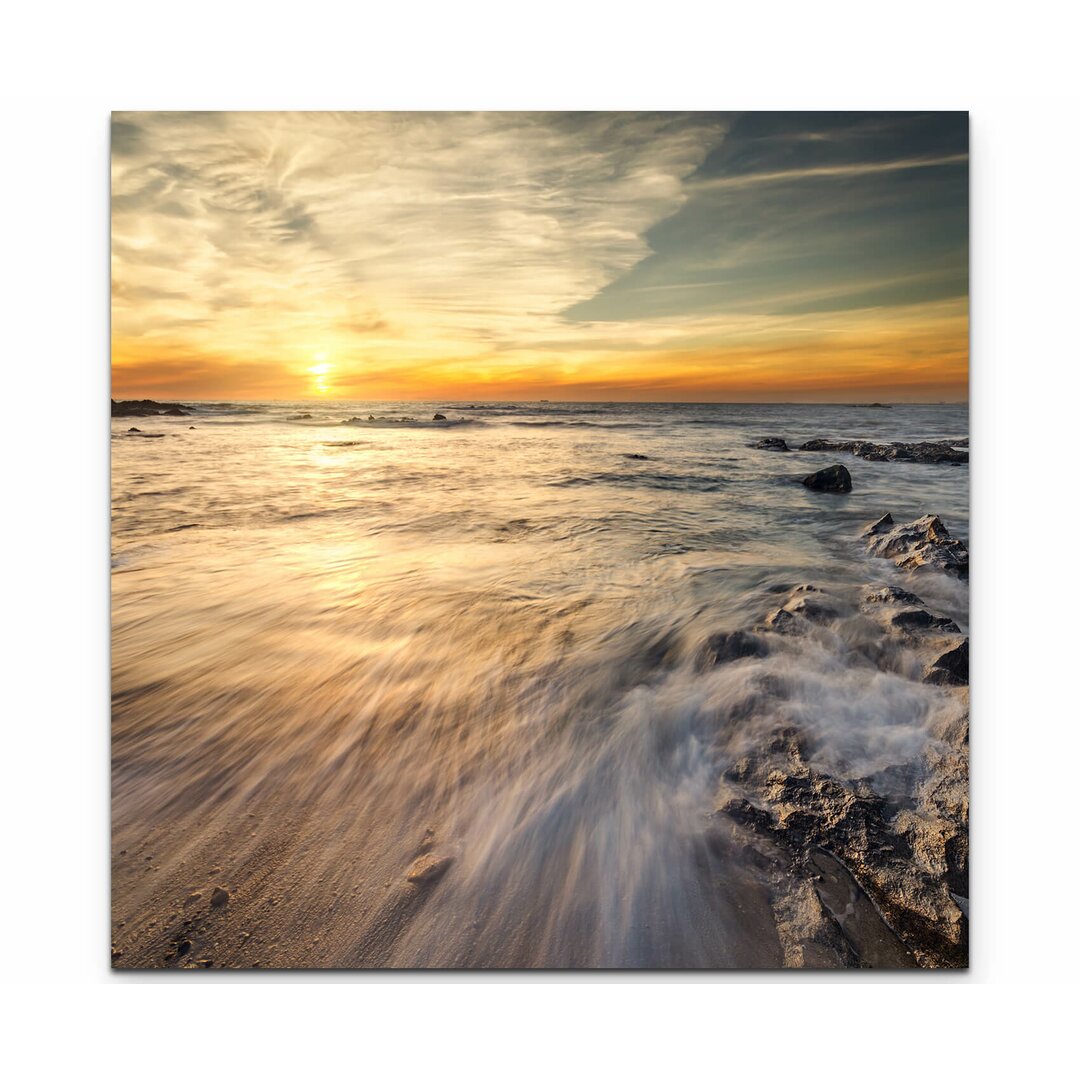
[340,416,482,429]
[550,471,728,492]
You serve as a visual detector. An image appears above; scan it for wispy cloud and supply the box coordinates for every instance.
[112,112,968,401]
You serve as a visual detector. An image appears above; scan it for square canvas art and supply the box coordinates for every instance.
[111,111,968,969]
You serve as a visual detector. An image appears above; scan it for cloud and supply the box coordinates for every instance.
[111,112,968,400]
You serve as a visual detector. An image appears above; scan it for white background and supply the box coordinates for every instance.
[1,1,1078,1074]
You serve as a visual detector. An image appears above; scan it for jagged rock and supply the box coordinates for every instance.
[763,607,801,633]
[624,453,649,460]
[432,413,447,421]
[802,463,852,493]
[752,437,790,452]
[863,514,969,579]
[127,427,141,433]
[720,737,968,967]
[799,438,967,465]
[925,639,969,686]
[864,584,924,606]
[783,594,846,623]
[889,609,961,634]
[699,630,769,667]
[112,399,192,418]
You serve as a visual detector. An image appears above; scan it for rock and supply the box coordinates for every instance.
[864,584,924,606]
[432,413,447,421]
[889,608,961,634]
[925,639,969,686]
[209,886,230,909]
[700,629,769,667]
[863,514,969,579]
[763,607,801,633]
[799,438,967,465]
[862,513,894,537]
[720,732,968,967]
[127,427,141,433]
[623,453,649,460]
[188,425,196,429]
[802,463,852,493]
[752,437,790,452]
[406,853,454,884]
[112,399,191,417]
[288,413,312,420]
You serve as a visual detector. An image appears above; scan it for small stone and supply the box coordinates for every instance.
[432,413,447,421]
[406,854,454,884]
[209,886,230,909]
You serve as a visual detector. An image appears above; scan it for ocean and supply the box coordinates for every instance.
[112,400,968,968]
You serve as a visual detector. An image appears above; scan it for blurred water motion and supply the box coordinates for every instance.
[112,400,967,968]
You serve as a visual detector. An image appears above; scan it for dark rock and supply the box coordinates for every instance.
[864,584,924,606]
[889,608,961,634]
[763,607,802,633]
[432,413,447,421]
[802,463,852,493]
[127,427,141,433]
[925,639,969,686]
[112,399,192,418]
[863,514,969,579]
[752,437,790,452]
[719,797,774,832]
[799,438,967,465]
[700,629,769,667]
[209,886,230,909]
[623,453,649,460]
[189,425,196,429]
[862,513,894,537]
[784,595,844,623]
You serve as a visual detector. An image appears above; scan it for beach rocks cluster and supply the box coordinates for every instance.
[701,514,969,968]
[863,513,969,579]
[112,399,193,417]
[799,438,967,465]
[751,435,967,465]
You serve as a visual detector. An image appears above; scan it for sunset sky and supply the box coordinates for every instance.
[111,111,968,402]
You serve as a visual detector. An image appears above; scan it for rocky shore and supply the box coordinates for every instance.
[112,398,194,417]
[751,435,967,465]
[705,513,969,968]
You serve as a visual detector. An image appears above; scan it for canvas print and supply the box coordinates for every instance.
[111,112,968,969]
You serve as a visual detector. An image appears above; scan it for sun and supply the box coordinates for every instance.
[307,354,334,394]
